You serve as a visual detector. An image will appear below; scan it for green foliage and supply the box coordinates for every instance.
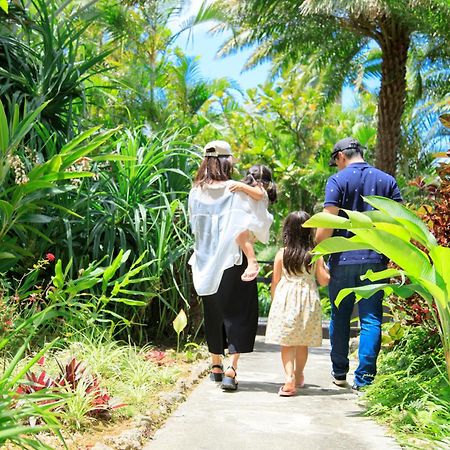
[0,0,113,148]
[364,326,450,447]
[0,308,65,449]
[0,98,118,271]
[50,128,197,340]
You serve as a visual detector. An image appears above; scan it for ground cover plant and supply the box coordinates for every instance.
[364,326,450,448]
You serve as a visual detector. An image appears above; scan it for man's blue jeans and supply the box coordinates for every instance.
[329,263,386,387]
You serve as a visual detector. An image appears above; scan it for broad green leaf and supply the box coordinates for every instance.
[352,229,433,280]
[173,309,188,335]
[335,283,389,306]
[53,260,64,289]
[312,236,377,260]
[303,212,350,228]
[360,268,404,282]
[0,0,8,14]
[102,250,124,292]
[364,210,400,225]
[363,196,437,248]
[8,101,49,152]
[373,222,411,242]
[429,246,450,295]
[335,282,421,307]
[342,209,373,227]
[66,278,100,294]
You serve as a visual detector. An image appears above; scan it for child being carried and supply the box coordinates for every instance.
[228,164,277,282]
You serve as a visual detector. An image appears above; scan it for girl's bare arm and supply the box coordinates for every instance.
[271,250,283,299]
[228,181,264,201]
[315,257,330,286]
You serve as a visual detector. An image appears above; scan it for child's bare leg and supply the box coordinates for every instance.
[279,345,296,395]
[236,230,259,282]
[294,345,308,388]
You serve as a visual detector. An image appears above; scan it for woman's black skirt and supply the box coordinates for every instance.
[201,257,258,354]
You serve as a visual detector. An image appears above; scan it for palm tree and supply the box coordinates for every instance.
[197,0,450,175]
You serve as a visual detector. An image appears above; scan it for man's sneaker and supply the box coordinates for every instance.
[331,373,347,386]
[352,383,367,392]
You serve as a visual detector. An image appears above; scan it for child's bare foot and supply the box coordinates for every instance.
[241,262,259,282]
[296,372,305,388]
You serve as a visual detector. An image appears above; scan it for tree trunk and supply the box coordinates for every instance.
[376,21,410,176]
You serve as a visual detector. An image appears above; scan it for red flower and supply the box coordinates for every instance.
[46,253,55,262]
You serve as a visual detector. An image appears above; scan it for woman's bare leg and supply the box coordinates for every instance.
[211,353,223,373]
[225,353,240,378]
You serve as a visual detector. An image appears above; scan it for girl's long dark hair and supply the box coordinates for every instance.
[282,211,314,275]
[194,156,234,186]
[242,164,277,203]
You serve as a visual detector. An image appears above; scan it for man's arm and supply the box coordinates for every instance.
[315,205,340,243]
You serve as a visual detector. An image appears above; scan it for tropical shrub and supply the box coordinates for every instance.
[52,128,198,341]
[303,196,450,382]
[0,98,118,272]
[364,326,450,447]
[0,0,112,149]
[0,309,65,449]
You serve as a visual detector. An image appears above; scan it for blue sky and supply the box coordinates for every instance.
[169,1,359,107]
[169,1,272,91]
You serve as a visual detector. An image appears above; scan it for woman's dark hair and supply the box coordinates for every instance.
[194,156,234,186]
[242,164,277,203]
[282,211,314,275]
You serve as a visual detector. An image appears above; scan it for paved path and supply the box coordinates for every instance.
[143,337,400,450]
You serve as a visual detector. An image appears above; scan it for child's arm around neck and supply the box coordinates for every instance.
[228,181,264,201]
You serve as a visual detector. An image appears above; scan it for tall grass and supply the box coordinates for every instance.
[52,128,200,341]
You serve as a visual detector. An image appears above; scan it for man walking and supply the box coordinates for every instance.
[316,137,402,390]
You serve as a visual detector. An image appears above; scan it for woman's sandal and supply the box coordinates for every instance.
[221,366,238,391]
[209,364,224,382]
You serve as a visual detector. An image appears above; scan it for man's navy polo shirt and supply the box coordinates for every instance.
[324,162,402,268]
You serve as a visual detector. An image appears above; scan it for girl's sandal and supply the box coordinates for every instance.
[209,364,224,382]
[221,366,238,391]
[278,385,297,397]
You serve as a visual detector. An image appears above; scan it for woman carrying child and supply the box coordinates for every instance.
[265,211,330,396]
[188,141,274,391]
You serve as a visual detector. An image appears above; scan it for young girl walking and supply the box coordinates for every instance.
[228,164,277,282]
[265,211,330,396]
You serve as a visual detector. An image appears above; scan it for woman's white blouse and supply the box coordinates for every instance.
[188,181,273,296]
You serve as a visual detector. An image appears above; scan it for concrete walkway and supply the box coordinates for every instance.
[143,337,400,450]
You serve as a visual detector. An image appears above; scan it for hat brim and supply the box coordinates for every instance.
[328,153,338,166]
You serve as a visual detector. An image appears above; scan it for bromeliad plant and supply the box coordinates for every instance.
[303,196,450,382]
